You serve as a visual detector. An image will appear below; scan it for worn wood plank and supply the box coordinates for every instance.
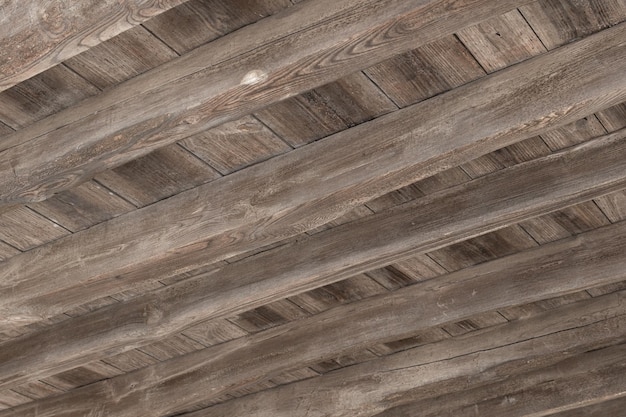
[2,27,625,330]
[520,0,626,50]
[254,72,397,146]
[373,345,626,417]
[2,128,626,390]
[457,9,547,72]
[143,0,293,54]
[363,35,485,108]
[540,397,626,417]
[4,242,626,417]
[63,25,178,90]
[0,0,537,204]
[0,0,188,91]
[190,326,626,417]
[0,64,99,129]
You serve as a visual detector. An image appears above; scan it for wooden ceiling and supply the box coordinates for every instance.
[1,0,626,415]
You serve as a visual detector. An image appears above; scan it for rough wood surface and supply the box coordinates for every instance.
[2,27,625,332]
[0,0,536,204]
[0,0,188,92]
[372,345,626,417]
[184,302,626,416]
[1,128,625,391]
[4,253,626,416]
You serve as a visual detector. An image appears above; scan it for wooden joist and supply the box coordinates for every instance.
[10,278,625,417]
[2,212,626,407]
[0,0,188,92]
[373,346,626,417]
[2,25,626,329]
[2,127,626,390]
[0,0,534,205]
[189,327,626,416]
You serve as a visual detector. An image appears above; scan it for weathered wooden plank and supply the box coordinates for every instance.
[4,249,626,416]
[539,397,626,417]
[2,128,626,391]
[0,0,189,92]
[372,346,626,417]
[196,346,626,417]
[2,25,626,330]
[0,0,540,204]
[520,0,626,50]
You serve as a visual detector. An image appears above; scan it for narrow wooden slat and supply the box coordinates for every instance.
[4,238,626,416]
[2,26,626,329]
[0,0,541,204]
[0,0,188,92]
[2,128,626,391]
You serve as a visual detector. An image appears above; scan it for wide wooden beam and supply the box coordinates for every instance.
[2,25,626,329]
[2,129,626,391]
[373,347,626,417]
[0,0,188,92]
[2,215,626,406]
[0,0,534,204]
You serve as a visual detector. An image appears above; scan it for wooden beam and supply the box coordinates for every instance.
[372,347,626,417]
[187,335,626,417]
[2,25,626,327]
[2,129,626,390]
[2,123,626,328]
[2,213,626,405]
[534,397,626,417]
[0,254,626,417]
[0,0,534,204]
[0,0,188,92]
[12,285,623,417]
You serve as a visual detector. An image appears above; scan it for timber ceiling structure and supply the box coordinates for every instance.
[1,0,626,416]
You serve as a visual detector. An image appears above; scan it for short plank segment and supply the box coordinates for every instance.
[0,0,188,92]
[2,128,626,391]
[2,25,626,328]
[9,278,624,417]
[0,0,547,204]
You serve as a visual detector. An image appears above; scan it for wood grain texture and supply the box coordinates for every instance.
[0,0,535,204]
[63,25,178,90]
[2,26,625,331]
[520,0,626,50]
[372,345,626,417]
[457,9,547,73]
[4,237,626,416]
[143,0,293,54]
[2,130,626,391]
[0,64,99,129]
[184,296,626,416]
[0,0,188,91]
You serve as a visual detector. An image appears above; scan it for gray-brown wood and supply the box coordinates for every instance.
[183,299,626,416]
[0,0,539,204]
[2,26,626,332]
[373,346,626,417]
[540,397,626,417]
[0,0,188,92]
[4,251,626,416]
[2,128,626,391]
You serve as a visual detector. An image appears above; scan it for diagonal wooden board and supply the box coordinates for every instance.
[2,25,626,328]
[0,0,560,204]
[5,259,626,416]
[0,0,190,92]
[1,127,626,391]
